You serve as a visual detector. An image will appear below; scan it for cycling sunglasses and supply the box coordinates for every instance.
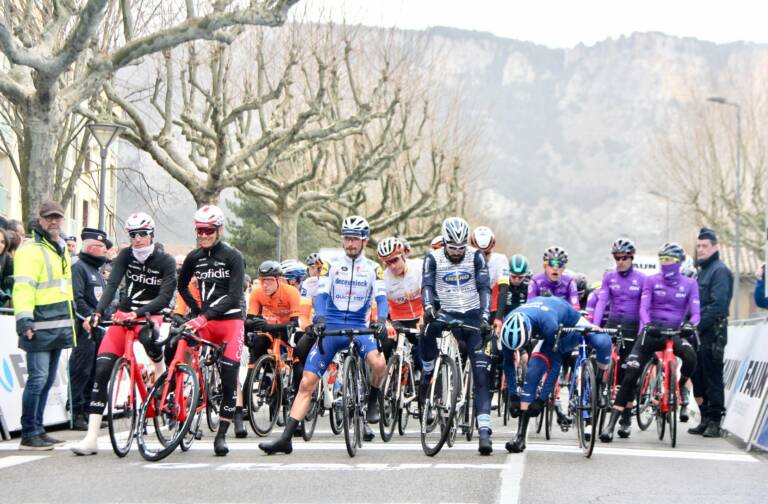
[658,255,681,265]
[613,255,634,262]
[196,227,217,236]
[546,259,565,268]
[445,243,466,252]
[129,230,150,239]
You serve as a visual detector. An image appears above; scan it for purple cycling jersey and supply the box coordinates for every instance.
[639,263,700,330]
[586,289,607,325]
[593,268,645,326]
[527,272,579,308]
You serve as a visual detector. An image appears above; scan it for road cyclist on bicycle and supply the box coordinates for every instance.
[421,216,495,455]
[175,205,246,456]
[505,296,612,453]
[259,215,391,455]
[71,212,177,456]
[600,242,699,442]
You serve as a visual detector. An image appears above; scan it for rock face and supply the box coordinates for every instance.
[118,26,767,277]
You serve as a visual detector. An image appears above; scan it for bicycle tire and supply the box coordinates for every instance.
[107,358,137,457]
[397,362,414,436]
[635,358,657,431]
[329,372,344,436]
[204,361,223,432]
[137,364,199,462]
[535,397,544,434]
[342,355,360,457]
[463,368,475,442]
[668,362,677,448]
[655,364,666,441]
[302,380,322,442]
[181,407,203,451]
[379,355,400,442]
[545,396,554,440]
[575,360,598,458]
[420,354,459,457]
[247,354,281,437]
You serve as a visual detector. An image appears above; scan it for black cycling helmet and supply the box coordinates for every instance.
[611,238,636,256]
[573,273,588,296]
[258,260,283,278]
[305,252,323,267]
[658,242,686,262]
[509,254,530,275]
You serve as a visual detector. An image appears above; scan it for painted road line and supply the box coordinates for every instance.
[142,462,509,471]
[497,452,526,504]
[0,455,49,469]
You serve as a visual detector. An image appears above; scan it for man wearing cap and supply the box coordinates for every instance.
[65,235,79,264]
[68,228,111,430]
[12,200,75,450]
[690,227,733,438]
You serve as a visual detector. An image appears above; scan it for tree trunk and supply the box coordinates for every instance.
[275,209,299,260]
[20,101,60,223]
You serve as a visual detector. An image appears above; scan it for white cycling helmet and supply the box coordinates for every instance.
[194,205,225,228]
[377,237,403,260]
[341,215,370,238]
[500,312,532,351]
[471,226,495,251]
[125,212,155,233]
[441,217,470,245]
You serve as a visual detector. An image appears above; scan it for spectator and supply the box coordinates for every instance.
[68,228,111,431]
[755,264,768,309]
[6,229,22,256]
[8,218,26,241]
[12,200,75,450]
[0,228,13,306]
[690,227,733,438]
[65,235,79,264]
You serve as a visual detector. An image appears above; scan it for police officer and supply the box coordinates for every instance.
[68,228,112,430]
[690,227,733,438]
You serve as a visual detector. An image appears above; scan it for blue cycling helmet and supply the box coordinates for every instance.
[340,215,370,238]
[281,260,307,282]
[500,312,532,351]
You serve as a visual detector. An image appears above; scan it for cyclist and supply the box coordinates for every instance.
[505,296,612,453]
[300,253,324,329]
[471,226,510,328]
[421,217,494,455]
[592,238,645,437]
[71,212,176,456]
[176,205,246,456]
[244,260,302,436]
[585,281,603,324]
[505,255,531,315]
[500,254,532,414]
[281,260,307,289]
[259,216,390,455]
[399,237,412,258]
[527,246,580,309]
[573,273,589,310]
[599,242,699,443]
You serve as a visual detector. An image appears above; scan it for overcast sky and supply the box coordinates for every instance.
[295,0,764,48]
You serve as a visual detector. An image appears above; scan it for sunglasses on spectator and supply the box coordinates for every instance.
[613,255,633,262]
[196,227,217,236]
[658,255,680,265]
[546,259,564,268]
[129,230,150,239]
[445,243,466,252]
[385,256,402,266]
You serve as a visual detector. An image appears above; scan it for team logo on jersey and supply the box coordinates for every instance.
[443,270,471,285]
[341,266,348,271]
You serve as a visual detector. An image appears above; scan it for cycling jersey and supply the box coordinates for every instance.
[177,241,245,320]
[486,252,510,312]
[174,280,201,316]
[248,282,301,324]
[95,246,176,316]
[298,276,319,329]
[640,265,700,330]
[504,281,529,315]
[383,257,424,321]
[422,247,490,317]
[527,272,579,309]
[313,253,388,329]
[593,267,645,326]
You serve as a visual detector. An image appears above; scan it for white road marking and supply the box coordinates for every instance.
[142,461,509,471]
[0,455,49,469]
[498,452,526,504]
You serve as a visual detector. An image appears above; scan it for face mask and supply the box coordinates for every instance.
[661,262,680,281]
[132,243,155,264]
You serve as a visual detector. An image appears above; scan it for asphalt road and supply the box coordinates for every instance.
[1,407,766,504]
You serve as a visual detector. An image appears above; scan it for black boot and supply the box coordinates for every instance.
[702,419,722,438]
[679,385,690,423]
[478,428,493,455]
[688,417,708,435]
[367,387,381,423]
[363,423,375,442]
[234,407,248,438]
[508,394,521,418]
[595,369,607,409]
[214,422,230,456]
[617,409,632,438]
[259,417,299,455]
[506,410,531,453]
[599,409,621,443]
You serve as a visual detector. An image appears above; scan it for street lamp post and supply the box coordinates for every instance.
[87,122,125,231]
[707,97,742,317]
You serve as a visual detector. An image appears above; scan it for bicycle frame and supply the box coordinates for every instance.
[438,328,469,415]
[657,337,679,415]
[392,330,418,412]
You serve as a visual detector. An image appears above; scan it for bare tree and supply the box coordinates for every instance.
[0,0,299,220]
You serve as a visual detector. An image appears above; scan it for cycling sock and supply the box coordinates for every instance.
[369,386,380,403]
[477,414,492,432]
[422,359,435,375]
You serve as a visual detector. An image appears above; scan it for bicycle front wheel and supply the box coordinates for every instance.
[203,362,223,432]
[545,395,554,440]
[247,355,281,437]
[420,354,459,457]
[137,364,200,462]
[636,358,658,431]
[342,355,361,457]
[379,355,400,442]
[107,358,137,457]
[667,362,678,448]
[574,360,598,458]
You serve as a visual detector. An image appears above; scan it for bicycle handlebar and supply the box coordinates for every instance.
[316,328,379,355]
[553,325,620,353]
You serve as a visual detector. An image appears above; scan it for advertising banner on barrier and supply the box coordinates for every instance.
[722,323,768,442]
[0,315,71,433]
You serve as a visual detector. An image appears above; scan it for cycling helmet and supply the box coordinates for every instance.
[611,238,636,256]
[573,273,588,296]
[470,226,495,251]
[399,238,412,254]
[430,235,444,249]
[305,252,324,267]
[340,215,370,238]
[441,217,469,245]
[377,237,402,260]
[658,242,686,262]
[125,212,155,233]
[500,312,532,351]
[281,260,307,282]
[194,205,225,228]
[509,254,530,275]
[543,246,568,264]
[258,260,283,278]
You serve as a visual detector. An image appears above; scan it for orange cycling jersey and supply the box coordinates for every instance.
[174,280,201,316]
[383,258,424,321]
[248,282,301,324]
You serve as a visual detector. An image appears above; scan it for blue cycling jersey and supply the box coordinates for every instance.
[509,296,582,343]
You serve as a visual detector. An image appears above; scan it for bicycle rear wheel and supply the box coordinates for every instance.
[247,355,281,437]
[574,360,598,458]
[342,355,361,457]
[667,363,678,448]
[379,355,400,442]
[203,361,223,432]
[107,358,138,457]
[545,396,554,440]
[655,365,666,441]
[137,364,199,462]
[636,358,658,431]
[420,354,459,457]
[398,362,414,436]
